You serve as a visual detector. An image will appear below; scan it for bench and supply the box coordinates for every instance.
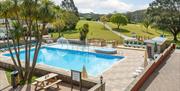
[43,79,62,89]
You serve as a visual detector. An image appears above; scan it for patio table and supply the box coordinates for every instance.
[33,73,61,90]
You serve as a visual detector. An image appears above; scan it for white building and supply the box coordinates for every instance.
[144,37,168,58]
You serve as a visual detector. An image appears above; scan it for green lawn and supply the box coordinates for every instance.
[52,20,123,43]
[51,20,180,47]
[107,22,168,38]
[107,22,180,46]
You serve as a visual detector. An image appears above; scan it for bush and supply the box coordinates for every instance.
[176,46,180,49]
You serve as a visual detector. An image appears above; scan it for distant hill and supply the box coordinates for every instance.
[79,12,103,21]
[125,9,147,23]
[79,9,147,23]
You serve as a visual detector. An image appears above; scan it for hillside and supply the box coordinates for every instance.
[52,20,123,43]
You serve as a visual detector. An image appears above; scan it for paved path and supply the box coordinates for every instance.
[140,50,180,91]
[98,22,133,40]
[102,48,145,91]
[0,68,10,91]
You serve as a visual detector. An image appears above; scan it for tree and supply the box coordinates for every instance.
[143,16,152,32]
[125,10,146,23]
[0,0,56,83]
[80,23,89,44]
[62,11,79,29]
[147,0,180,41]
[53,19,65,38]
[100,15,108,29]
[110,13,128,29]
[61,0,79,17]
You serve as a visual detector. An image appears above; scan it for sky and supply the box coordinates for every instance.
[52,0,154,14]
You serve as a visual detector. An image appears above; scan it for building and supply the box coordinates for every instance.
[144,37,168,58]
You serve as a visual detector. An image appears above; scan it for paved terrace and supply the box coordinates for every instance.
[140,50,180,91]
[0,68,9,91]
[102,48,145,91]
[0,82,88,91]
[0,68,88,91]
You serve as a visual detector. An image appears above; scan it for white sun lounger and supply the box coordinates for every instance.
[138,67,144,70]
[136,69,143,73]
[132,72,140,78]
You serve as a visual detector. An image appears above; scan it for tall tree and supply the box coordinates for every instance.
[100,15,108,29]
[143,16,152,32]
[53,19,65,38]
[62,11,79,29]
[110,13,128,29]
[61,0,79,17]
[147,0,180,41]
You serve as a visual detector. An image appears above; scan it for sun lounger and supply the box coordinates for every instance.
[137,67,144,70]
[136,69,143,73]
[132,72,140,78]
[124,43,128,47]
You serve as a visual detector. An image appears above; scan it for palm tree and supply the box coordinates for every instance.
[0,0,56,83]
[80,23,89,44]
[0,0,25,79]
[27,0,56,82]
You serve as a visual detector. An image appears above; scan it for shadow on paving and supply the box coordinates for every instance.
[140,51,180,91]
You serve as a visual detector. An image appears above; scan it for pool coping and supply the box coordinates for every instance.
[2,44,125,77]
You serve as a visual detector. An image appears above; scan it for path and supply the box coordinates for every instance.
[140,49,180,91]
[98,22,133,40]
[0,68,10,91]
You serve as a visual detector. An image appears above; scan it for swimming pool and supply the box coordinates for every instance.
[4,47,124,76]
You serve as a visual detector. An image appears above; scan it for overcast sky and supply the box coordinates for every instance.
[52,0,154,14]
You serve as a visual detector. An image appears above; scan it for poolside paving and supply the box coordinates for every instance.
[139,50,180,91]
[0,68,88,91]
[102,48,145,91]
[0,68,10,91]
[0,80,88,91]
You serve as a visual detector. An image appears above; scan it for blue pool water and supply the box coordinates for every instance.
[4,47,124,76]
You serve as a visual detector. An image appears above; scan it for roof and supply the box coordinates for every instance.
[0,19,4,23]
[144,37,167,45]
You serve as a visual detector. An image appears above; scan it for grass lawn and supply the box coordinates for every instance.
[52,20,123,43]
[107,22,169,38]
[5,69,37,84]
[107,22,180,46]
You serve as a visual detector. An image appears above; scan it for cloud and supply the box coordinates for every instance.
[74,0,133,13]
[52,0,150,14]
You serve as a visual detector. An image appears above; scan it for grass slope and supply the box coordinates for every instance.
[108,22,166,38]
[108,22,180,46]
[52,20,123,43]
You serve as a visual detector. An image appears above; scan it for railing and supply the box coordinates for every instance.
[126,43,176,91]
